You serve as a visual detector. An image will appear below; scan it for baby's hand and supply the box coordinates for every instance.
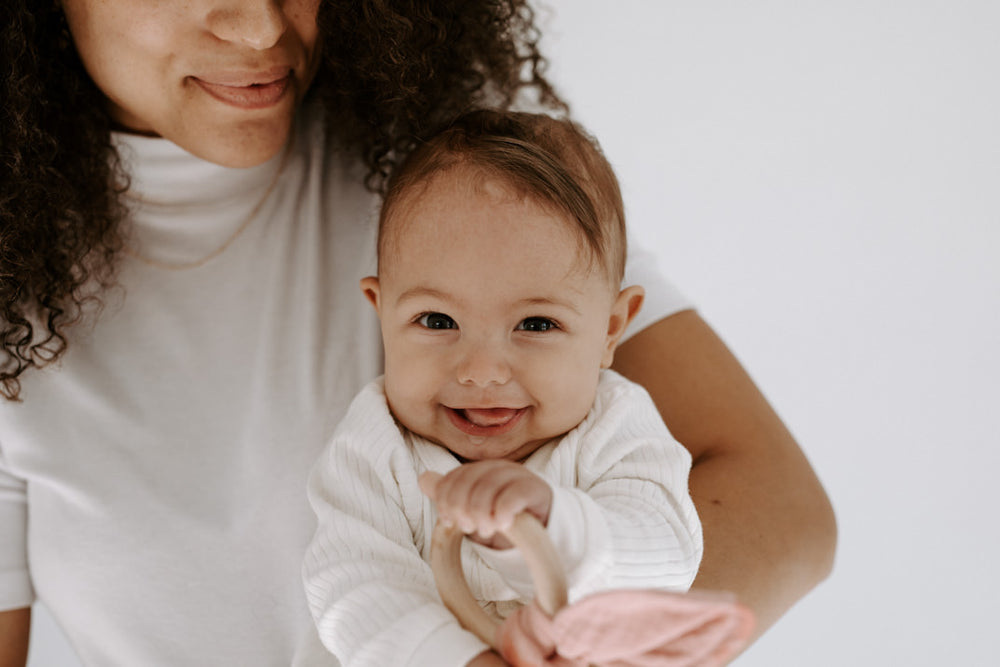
[419,461,553,549]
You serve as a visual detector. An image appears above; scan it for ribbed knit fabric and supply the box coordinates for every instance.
[304,370,702,667]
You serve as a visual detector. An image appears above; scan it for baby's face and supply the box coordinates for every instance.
[363,170,637,461]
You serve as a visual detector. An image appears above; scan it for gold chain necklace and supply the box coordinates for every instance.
[124,144,291,271]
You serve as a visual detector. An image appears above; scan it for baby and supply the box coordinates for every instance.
[303,110,703,667]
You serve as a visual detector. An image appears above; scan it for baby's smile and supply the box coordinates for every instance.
[445,406,527,437]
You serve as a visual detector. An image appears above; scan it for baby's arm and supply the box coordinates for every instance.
[547,373,703,595]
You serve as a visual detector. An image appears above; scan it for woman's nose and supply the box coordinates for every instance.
[206,1,287,50]
[457,344,512,387]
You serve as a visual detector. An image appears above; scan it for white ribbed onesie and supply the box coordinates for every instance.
[304,370,702,667]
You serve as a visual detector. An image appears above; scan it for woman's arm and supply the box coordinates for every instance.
[0,607,30,667]
[611,310,837,640]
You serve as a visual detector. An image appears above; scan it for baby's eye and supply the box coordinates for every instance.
[417,312,457,330]
[517,317,558,332]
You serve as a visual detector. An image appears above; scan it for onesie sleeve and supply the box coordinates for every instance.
[302,381,488,667]
[621,233,694,342]
[0,444,34,611]
[558,373,703,596]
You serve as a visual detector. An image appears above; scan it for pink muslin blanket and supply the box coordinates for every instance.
[495,588,754,667]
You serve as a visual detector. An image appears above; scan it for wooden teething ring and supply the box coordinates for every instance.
[430,512,569,649]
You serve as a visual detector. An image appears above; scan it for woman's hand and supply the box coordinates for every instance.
[612,310,837,641]
[420,461,553,550]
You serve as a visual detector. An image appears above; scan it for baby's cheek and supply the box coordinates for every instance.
[542,371,599,434]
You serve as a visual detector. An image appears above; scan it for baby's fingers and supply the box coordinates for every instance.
[420,462,550,539]
[491,477,552,531]
[422,469,489,534]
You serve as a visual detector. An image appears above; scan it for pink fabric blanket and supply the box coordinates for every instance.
[495,589,754,667]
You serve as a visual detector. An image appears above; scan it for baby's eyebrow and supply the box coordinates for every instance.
[394,288,584,316]
[515,296,583,316]
[395,286,454,306]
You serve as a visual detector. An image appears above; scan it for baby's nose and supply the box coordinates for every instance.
[456,343,512,387]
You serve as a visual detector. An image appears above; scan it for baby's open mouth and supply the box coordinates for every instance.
[447,407,526,436]
[460,408,520,427]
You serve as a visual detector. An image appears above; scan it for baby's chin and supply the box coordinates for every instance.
[442,433,559,464]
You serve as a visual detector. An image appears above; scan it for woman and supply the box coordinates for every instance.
[0,1,835,665]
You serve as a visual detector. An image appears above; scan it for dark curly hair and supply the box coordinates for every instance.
[0,0,566,401]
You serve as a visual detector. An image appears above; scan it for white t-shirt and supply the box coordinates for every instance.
[304,371,703,667]
[0,106,692,665]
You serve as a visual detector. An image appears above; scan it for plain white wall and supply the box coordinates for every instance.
[537,1,1000,665]
[28,1,1000,665]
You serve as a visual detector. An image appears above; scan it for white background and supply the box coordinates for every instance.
[28,1,1000,665]
[538,1,1000,665]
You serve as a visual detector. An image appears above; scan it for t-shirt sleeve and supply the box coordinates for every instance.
[621,233,694,342]
[0,445,33,611]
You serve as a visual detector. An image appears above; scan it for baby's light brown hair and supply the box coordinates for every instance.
[379,110,628,284]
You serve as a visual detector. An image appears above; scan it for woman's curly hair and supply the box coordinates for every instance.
[0,0,566,401]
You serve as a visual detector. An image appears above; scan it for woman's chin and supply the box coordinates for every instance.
[184,123,293,168]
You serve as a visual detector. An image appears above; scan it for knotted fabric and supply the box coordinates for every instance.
[495,589,754,667]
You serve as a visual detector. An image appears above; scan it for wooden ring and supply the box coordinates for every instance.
[430,513,569,649]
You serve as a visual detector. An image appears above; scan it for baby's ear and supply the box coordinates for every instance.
[359,276,381,313]
[601,285,645,368]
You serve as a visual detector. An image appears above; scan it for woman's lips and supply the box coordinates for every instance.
[447,407,526,437]
[192,73,292,109]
